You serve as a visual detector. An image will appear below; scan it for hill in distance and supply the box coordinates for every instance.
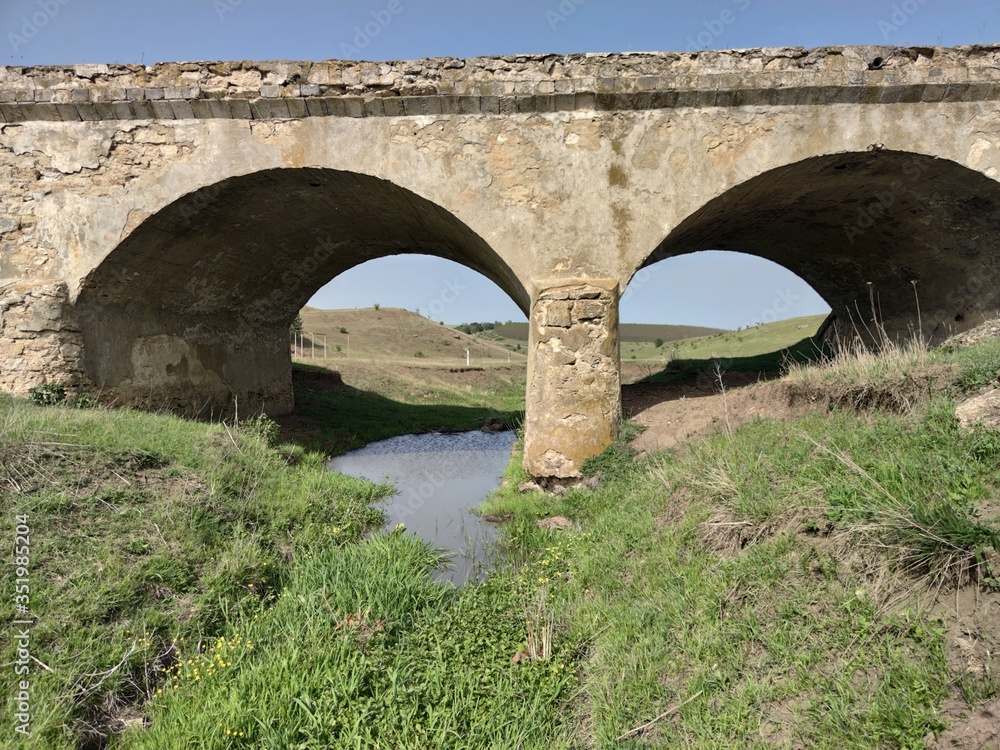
[297,306,526,364]
[494,321,727,342]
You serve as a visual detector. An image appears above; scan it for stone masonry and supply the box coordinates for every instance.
[2,45,1000,477]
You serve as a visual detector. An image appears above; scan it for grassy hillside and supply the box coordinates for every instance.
[622,313,828,363]
[298,307,526,365]
[621,313,830,383]
[496,321,726,343]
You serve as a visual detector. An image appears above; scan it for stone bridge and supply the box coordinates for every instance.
[2,44,1000,477]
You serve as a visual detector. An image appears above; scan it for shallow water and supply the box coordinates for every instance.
[328,430,516,584]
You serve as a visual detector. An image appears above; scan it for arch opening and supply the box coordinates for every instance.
[75,168,528,416]
[618,251,832,430]
[640,150,1000,344]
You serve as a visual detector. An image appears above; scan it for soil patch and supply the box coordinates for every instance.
[624,373,812,453]
[624,364,952,454]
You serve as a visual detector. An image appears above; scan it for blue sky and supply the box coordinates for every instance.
[3,1,998,326]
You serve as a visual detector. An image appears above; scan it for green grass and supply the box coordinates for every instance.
[0,395,570,749]
[949,336,1000,391]
[784,330,1000,411]
[122,531,575,749]
[5,326,999,748]
[0,397,389,748]
[479,351,1000,746]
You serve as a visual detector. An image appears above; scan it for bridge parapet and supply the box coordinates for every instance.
[2,45,999,124]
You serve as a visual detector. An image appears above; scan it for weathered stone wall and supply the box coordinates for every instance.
[1,45,999,475]
[0,281,87,394]
[1,45,998,123]
[524,280,620,478]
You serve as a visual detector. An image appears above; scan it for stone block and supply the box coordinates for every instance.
[228,99,253,119]
[168,100,195,119]
[129,100,156,120]
[112,101,135,119]
[54,103,82,121]
[342,97,365,117]
[149,100,176,119]
[285,98,309,118]
[304,98,328,117]
[543,302,573,328]
[189,99,213,119]
[575,300,605,321]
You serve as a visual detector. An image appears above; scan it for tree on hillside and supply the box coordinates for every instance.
[291,315,303,333]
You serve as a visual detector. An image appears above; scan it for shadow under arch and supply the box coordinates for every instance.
[76,167,528,416]
[638,150,1000,343]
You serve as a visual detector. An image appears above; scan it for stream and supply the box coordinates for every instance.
[327,430,517,584]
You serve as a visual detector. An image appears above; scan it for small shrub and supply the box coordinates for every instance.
[74,393,95,409]
[414,351,424,358]
[654,338,664,348]
[29,383,67,407]
[339,327,348,334]
[335,345,342,353]
[373,303,380,311]
[239,414,280,448]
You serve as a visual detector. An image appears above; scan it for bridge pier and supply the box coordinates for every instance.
[523,279,621,479]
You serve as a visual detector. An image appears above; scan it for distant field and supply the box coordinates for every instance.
[495,322,726,342]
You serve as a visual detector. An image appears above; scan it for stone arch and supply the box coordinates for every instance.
[634,150,1000,342]
[75,167,528,415]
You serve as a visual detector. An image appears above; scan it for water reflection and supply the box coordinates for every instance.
[328,430,516,584]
